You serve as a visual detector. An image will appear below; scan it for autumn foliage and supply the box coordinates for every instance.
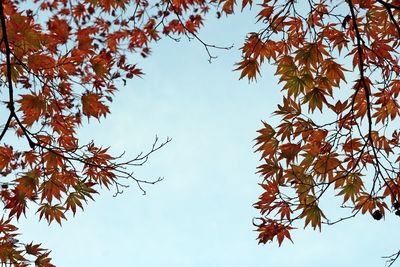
[0,0,399,265]
[231,0,400,258]
[0,0,197,265]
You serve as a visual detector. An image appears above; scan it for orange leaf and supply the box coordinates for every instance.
[27,54,55,73]
[18,94,47,126]
[280,143,301,163]
[235,58,260,81]
[81,93,110,119]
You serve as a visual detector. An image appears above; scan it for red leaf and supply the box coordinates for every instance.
[81,93,110,119]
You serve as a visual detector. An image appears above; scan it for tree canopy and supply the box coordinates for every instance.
[0,0,399,266]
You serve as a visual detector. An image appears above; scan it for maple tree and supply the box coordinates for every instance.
[0,0,399,265]
[0,0,190,265]
[229,0,400,265]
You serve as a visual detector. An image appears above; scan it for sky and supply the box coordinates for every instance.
[18,9,400,267]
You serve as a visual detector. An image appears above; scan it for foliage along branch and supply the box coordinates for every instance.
[0,0,398,266]
[0,0,222,265]
[229,0,400,263]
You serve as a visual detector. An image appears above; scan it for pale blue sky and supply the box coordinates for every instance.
[19,10,399,267]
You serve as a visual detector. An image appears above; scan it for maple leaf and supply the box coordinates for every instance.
[15,171,39,198]
[4,188,30,219]
[23,151,38,167]
[336,173,364,204]
[25,243,45,256]
[0,146,13,172]
[73,181,97,201]
[354,194,377,215]
[65,192,85,215]
[37,204,66,225]
[0,218,18,233]
[254,218,294,246]
[0,242,26,265]
[322,59,347,87]
[343,138,362,153]
[279,143,301,164]
[221,0,236,14]
[281,73,314,98]
[43,151,64,170]
[34,251,56,267]
[295,43,327,69]
[299,195,326,230]
[257,158,281,180]
[314,155,341,176]
[302,87,327,112]
[27,54,56,74]
[47,17,70,44]
[81,93,110,119]
[257,5,273,21]
[39,178,66,204]
[17,94,47,126]
[90,53,112,78]
[278,202,293,220]
[235,58,260,81]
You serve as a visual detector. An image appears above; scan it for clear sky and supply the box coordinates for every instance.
[19,10,399,267]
